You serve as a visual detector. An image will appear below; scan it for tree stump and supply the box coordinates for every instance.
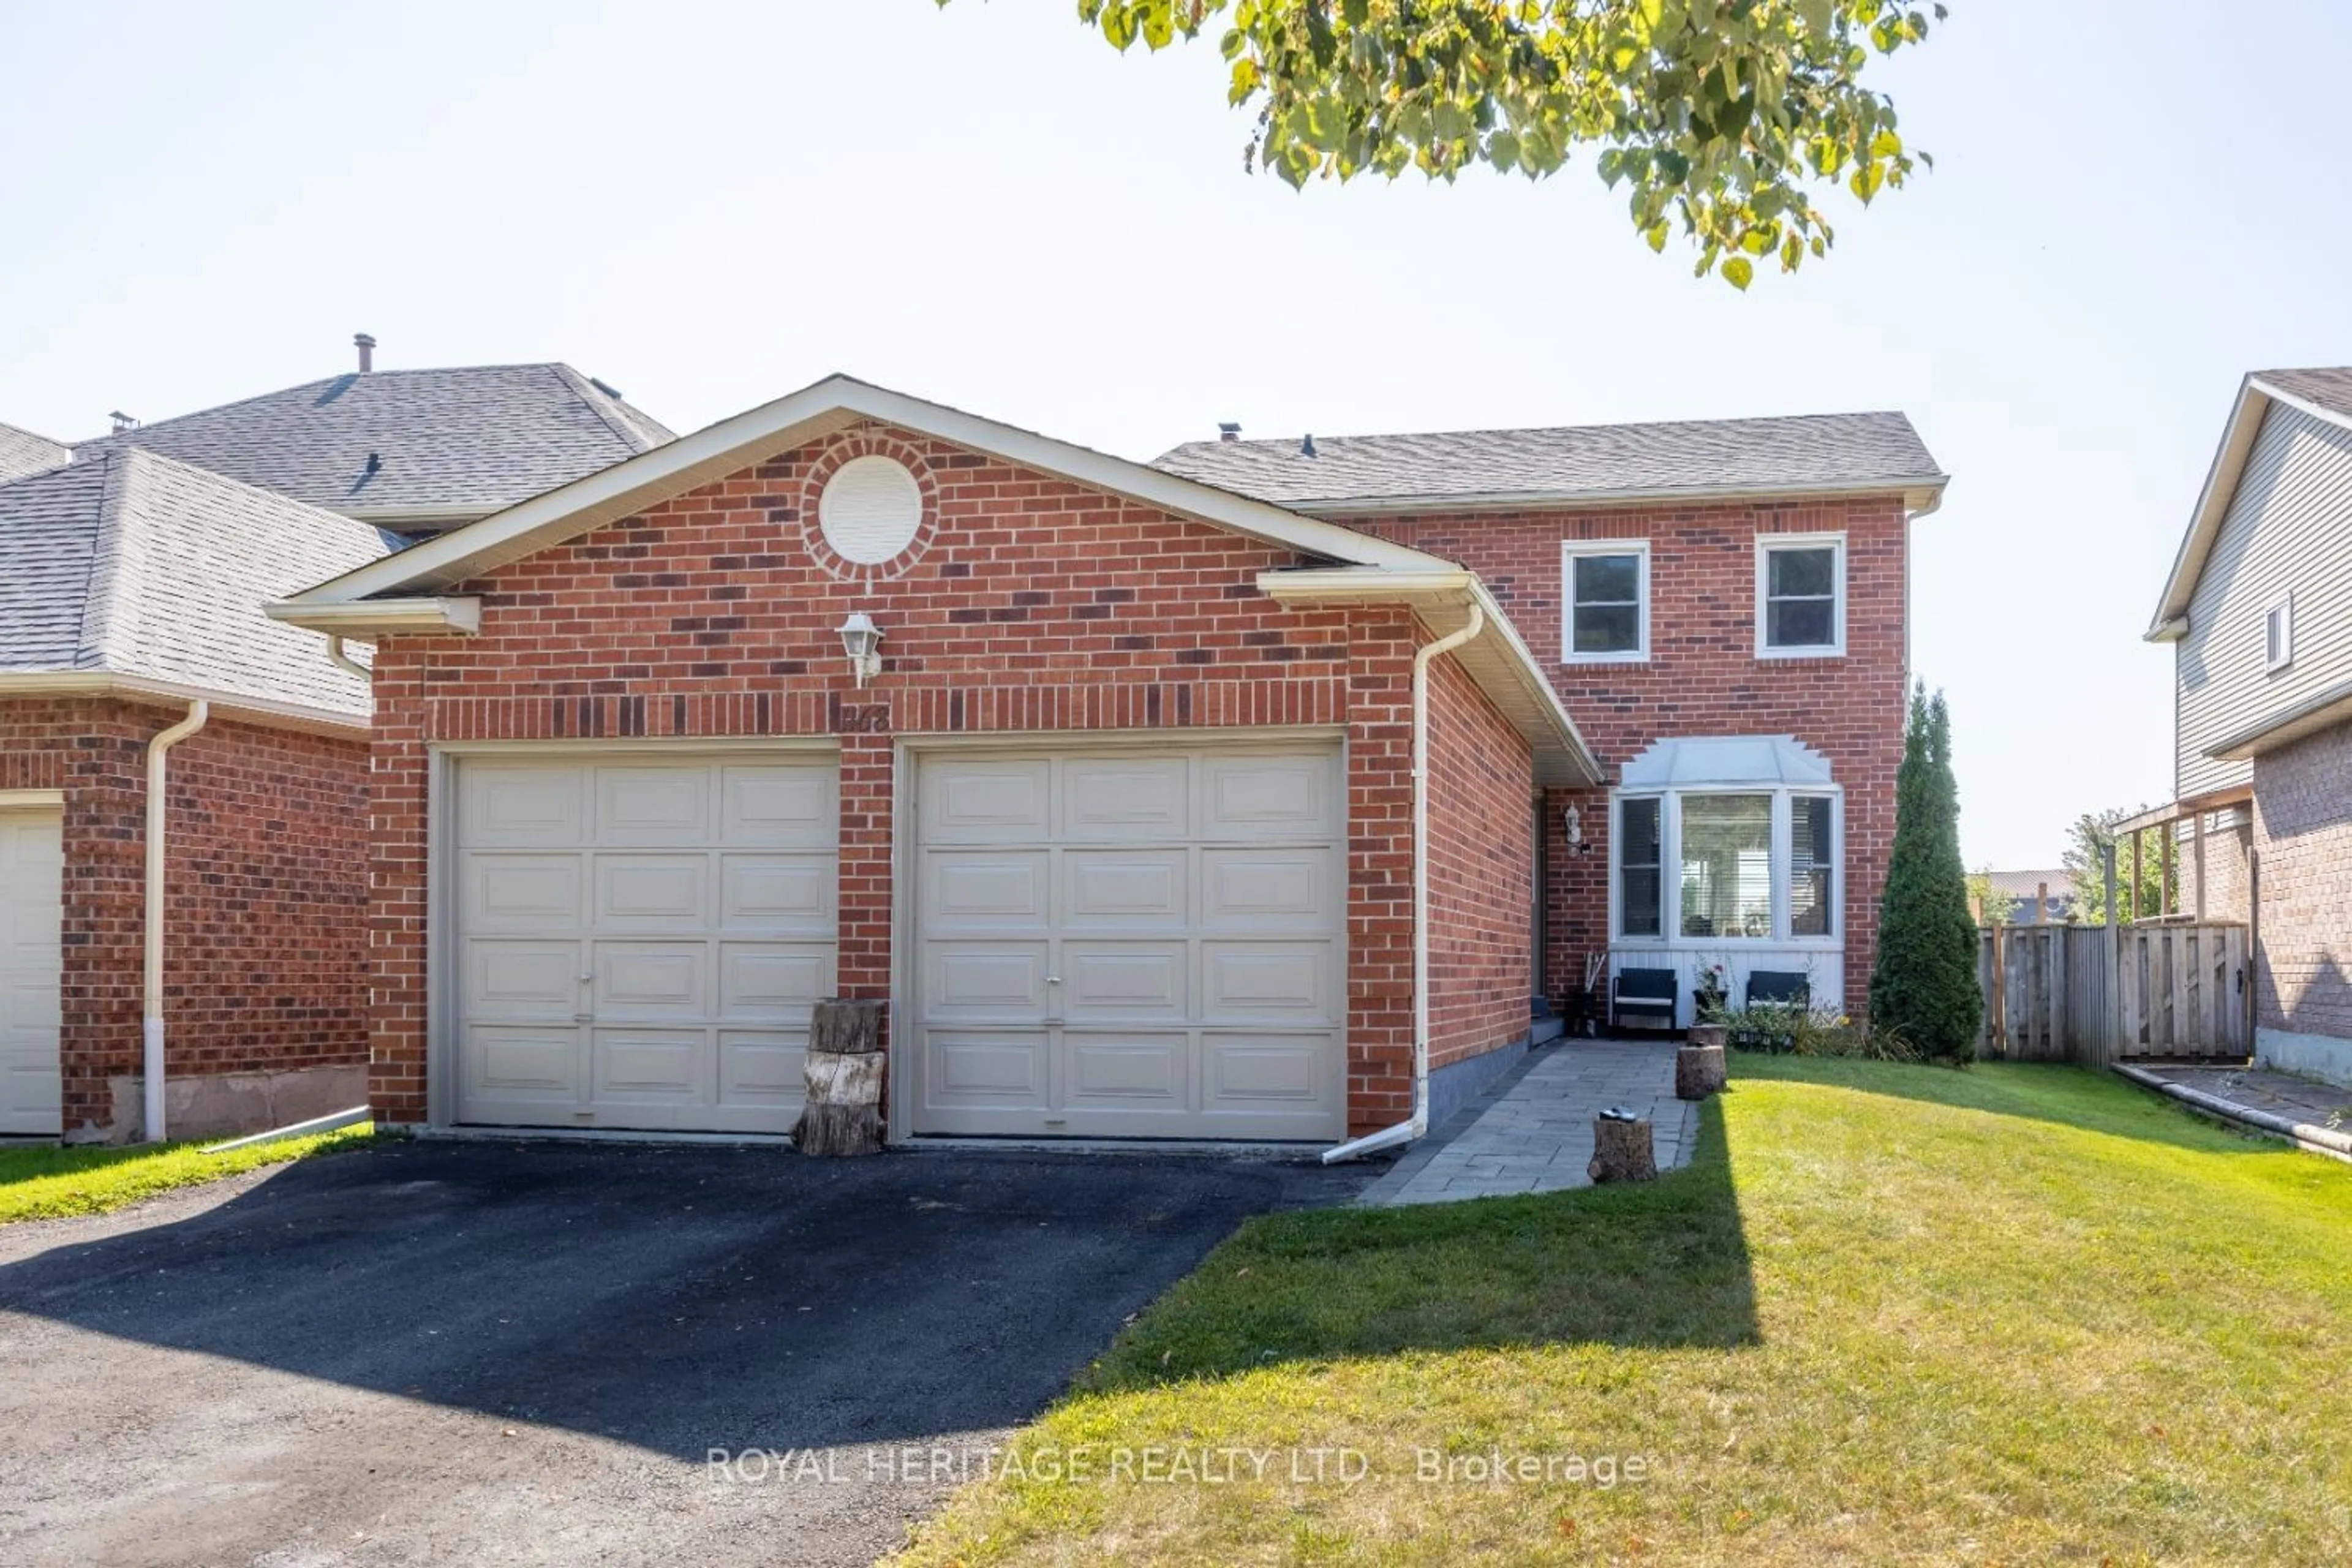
[1676,1042,1728,1101]
[1687,1022,1728,1049]
[794,999,886,1157]
[1587,1109,1657,1183]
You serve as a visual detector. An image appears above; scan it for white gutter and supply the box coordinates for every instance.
[1322,600,1487,1164]
[262,596,483,636]
[1284,475,1950,519]
[325,635,374,684]
[0,671,364,736]
[143,700,209,1143]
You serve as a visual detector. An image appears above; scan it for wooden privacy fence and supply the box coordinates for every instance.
[1977,921,2250,1065]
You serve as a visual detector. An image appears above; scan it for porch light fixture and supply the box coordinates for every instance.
[837,610,884,688]
[1563,803,1589,854]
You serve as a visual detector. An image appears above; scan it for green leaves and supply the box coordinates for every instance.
[946,0,1938,290]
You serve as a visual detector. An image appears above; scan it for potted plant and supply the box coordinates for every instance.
[1693,962,1729,1022]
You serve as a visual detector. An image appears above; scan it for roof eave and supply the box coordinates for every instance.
[0,671,369,735]
[1280,474,1949,519]
[263,597,483,636]
[1256,566,1602,787]
[2205,677,2352,761]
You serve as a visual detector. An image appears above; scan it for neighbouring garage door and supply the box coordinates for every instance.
[0,806,64,1137]
[911,742,1346,1140]
[453,754,837,1134]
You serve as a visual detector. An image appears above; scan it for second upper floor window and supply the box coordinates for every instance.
[1757,533,1845,656]
[1561,540,1649,662]
[2265,595,2294,673]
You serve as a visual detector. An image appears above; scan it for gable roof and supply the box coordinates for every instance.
[1155,411,1947,514]
[74,363,673,527]
[0,446,386,725]
[0,421,70,484]
[267,373,1600,783]
[2148,368,2352,639]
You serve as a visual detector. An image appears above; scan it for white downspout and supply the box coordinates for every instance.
[143,700,209,1143]
[1322,600,1486,1164]
[324,634,373,684]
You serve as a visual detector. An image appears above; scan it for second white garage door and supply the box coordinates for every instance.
[0,807,64,1137]
[910,742,1346,1140]
[453,753,837,1134]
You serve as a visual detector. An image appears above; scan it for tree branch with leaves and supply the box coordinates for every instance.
[944,0,1943,288]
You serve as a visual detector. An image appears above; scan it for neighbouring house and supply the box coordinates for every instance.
[0,337,674,1142]
[270,376,1945,1147]
[2141,368,2352,1088]
[1980,869,2077,925]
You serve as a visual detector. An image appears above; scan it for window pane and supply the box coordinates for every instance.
[1680,794,1772,938]
[1574,553,1638,605]
[1768,597,1834,648]
[1791,794,1834,937]
[1619,797,1660,937]
[1768,546,1835,597]
[1574,603,1640,654]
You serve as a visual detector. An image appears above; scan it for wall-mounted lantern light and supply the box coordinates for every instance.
[837,610,884,688]
[1562,804,1583,848]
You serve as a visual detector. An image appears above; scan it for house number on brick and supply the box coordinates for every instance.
[833,703,890,734]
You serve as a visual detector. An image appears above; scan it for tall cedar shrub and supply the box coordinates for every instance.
[1870,685,1983,1062]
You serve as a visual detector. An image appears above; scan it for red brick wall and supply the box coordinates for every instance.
[1343,497,1910,1005]
[365,421,1427,1133]
[1423,651,1534,1070]
[2252,719,2352,1039]
[0,696,369,1136]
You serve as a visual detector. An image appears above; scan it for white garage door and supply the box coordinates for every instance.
[0,807,64,1137]
[911,742,1345,1140]
[453,755,837,1134]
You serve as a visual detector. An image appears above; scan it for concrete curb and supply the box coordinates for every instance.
[2111,1064,2352,1164]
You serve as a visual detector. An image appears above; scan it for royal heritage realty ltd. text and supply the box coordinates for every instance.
[708,1446,1653,1488]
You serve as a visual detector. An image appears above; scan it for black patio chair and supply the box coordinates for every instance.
[1744,971,1811,1009]
[1611,967,1678,1034]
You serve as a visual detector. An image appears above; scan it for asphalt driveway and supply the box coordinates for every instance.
[0,1138,1363,1567]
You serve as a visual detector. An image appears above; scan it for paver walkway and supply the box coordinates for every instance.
[1362,1038,1695,1206]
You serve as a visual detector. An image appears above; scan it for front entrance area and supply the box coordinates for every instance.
[0,804,64,1137]
[907,741,1348,1140]
[451,752,838,1133]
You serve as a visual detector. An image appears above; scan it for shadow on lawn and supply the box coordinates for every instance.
[1083,1098,1759,1394]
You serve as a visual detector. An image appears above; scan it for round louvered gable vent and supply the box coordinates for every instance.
[818,456,924,565]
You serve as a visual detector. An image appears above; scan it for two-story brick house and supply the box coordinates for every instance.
[2143,368,2352,1088]
[271,375,1945,1150]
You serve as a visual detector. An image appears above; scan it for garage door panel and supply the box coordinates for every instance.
[924,760,1050,842]
[924,851,1049,928]
[594,767,711,844]
[720,853,834,931]
[1063,851,1186,924]
[468,1026,582,1099]
[1204,1035,1330,1105]
[466,940,582,1019]
[594,855,709,927]
[1202,942,1336,1022]
[925,1031,1049,1104]
[925,943,1050,1017]
[453,753,837,1136]
[465,855,582,929]
[1061,943,1186,1019]
[1062,756,1188,839]
[1200,752,1340,839]
[1063,1033,1186,1107]
[462,767,584,845]
[1201,850,1331,930]
[0,812,62,1136]
[724,766,835,848]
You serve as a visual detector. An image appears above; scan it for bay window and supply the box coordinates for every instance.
[1614,783,1841,945]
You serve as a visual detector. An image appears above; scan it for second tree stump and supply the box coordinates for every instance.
[1587,1108,1657,1183]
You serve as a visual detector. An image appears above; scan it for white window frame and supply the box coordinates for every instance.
[1755,531,1847,658]
[1560,539,1650,664]
[2264,594,2294,674]
[1609,784,1844,948]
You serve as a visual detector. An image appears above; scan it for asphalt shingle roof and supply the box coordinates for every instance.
[72,363,674,520]
[0,447,387,717]
[2253,367,2352,421]
[0,421,69,484]
[1153,410,1943,510]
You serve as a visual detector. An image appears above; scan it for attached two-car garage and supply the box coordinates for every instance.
[447,738,1348,1142]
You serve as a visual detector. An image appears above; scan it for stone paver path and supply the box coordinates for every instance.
[2145,1064,2352,1129]
[1361,1039,1697,1206]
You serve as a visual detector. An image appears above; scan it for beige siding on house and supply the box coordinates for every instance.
[2177,402,2352,797]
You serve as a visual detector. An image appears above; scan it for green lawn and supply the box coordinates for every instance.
[895,1060,2352,1566]
[0,1125,375,1225]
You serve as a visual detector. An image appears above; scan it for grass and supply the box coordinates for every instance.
[0,1125,376,1224]
[895,1059,2352,1566]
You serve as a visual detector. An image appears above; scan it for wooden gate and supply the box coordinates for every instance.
[1977,922,2249,1065]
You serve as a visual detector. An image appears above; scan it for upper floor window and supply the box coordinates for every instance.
[1561,540,1649,663]
[2265,594,2294,673]
[1757,532,1845,657]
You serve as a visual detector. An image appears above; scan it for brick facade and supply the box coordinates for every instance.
[1345,497,1909,1005]
[364,421,1457,1134]
[2252,718,2352,1040]
[1423,652,1536,1071]
[0,696,369,1139]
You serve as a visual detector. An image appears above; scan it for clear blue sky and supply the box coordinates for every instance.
[6,1,2346,870]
